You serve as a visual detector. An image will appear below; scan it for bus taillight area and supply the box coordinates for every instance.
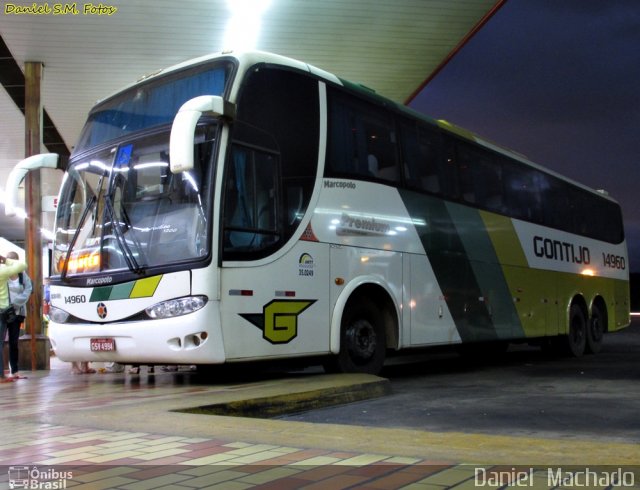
[48,299,226,365]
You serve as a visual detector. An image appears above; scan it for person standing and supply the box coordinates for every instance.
[43,276,51,319]
[0,252,27,384]
[5,251,33,379]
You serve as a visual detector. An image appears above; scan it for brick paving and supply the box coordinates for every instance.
[1,360,638,489]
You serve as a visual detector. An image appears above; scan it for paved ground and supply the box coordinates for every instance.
[282,319,640,444]
[0,321,639,489]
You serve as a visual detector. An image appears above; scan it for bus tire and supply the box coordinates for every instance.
[331,298,386,375]
[586,303,605,354]
[564,303,587,357]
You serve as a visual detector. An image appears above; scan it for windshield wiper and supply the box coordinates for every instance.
[103,195,145,274]
[61,194,97,282]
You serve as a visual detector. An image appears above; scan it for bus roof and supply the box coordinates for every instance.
[91,50,618,204]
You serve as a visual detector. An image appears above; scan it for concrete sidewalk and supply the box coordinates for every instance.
[1,357,638,489]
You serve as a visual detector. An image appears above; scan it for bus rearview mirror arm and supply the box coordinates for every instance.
[4,153,60,216]
[169,95,235,174]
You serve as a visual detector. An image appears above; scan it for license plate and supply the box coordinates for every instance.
[90,338,115,352]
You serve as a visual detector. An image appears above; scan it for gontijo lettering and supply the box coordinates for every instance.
[533,235,590,264]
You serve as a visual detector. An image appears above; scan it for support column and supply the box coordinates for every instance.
[23,61,48,371]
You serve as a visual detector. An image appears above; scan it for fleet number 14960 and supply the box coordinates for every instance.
[65,295,87,304]
[602,253,626,270]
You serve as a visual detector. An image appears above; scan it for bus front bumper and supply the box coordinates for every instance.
[48,301,225,365]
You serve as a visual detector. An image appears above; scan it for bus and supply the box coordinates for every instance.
[7,51,629,374]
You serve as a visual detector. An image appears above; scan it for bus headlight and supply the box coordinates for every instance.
[49,307,70,324]
[145,295,207,319]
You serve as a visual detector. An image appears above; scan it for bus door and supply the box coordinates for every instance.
[219,140,330,361]
[219,241,330,362]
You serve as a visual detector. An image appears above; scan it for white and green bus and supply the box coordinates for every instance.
[8,51,629,374]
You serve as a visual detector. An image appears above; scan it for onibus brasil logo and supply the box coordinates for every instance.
[8,466,73,489]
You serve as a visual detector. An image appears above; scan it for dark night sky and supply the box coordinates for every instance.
[409,0,640,271]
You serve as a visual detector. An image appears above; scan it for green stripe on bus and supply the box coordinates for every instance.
[90,286,112,302]
[109,282,136,300]
[399,190,502,342]
[479,211,546,337]
[479,211,528,267]
[89,275,162,302]
[449,205,523,339]
[130,276,162,298]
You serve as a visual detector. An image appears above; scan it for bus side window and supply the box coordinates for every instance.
[456,144,477,204]
[399,120,441,193]
[223,145,279,254]
[327,96,358,176]
[364,120,398,182]
[456,143,505,213]
[327,88,399,183]
[503,162,542,223]
[479,157,505,214]
[231,65,319,260]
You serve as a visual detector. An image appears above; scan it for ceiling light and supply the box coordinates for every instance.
[223,0,272,51]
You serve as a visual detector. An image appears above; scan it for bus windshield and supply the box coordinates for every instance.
[75,61,232,154]
[54,124,217,276]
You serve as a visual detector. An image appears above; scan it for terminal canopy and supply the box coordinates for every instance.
[0,0,504,241]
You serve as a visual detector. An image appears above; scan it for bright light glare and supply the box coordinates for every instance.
[133,162,169,170]
[223,0,272,51]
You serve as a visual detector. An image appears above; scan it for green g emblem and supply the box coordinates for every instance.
[240,299,316,344]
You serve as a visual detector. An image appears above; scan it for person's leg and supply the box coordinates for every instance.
[80,361,96,374]
[0,319,11,382]
[7,318,20,376]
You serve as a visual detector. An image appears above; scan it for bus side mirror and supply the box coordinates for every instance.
[169,95,235,174]
[4,153,60,216]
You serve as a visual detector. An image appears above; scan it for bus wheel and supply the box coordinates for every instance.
[333,298,386,375]
[564,304,587,357]
[586,303,605,354]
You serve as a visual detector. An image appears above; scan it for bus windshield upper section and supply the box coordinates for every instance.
[53,60,234,279]
[75,61,233,154]
[54,124,217,277]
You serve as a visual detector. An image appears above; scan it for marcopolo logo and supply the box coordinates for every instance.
[8,466,73,489]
